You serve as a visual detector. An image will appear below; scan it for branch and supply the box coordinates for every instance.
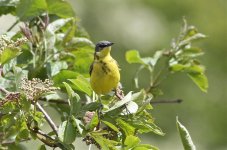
[39,98,68,104]
[7,19,20,32]
[151,99,183,104]
[0,87,9,94]
[29,128,60,148]
[40,98,183,105]
[35,102,58,136]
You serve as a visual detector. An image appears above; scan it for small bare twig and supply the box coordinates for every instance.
[0,87,9,94]
[40,98,182,105]
[151,99,183,104]
[7,19,20,32]
[39,98,68,104]
[35,102,58,136]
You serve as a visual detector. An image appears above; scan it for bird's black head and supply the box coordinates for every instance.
[95,41,114,52]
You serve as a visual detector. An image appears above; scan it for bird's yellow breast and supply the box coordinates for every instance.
[90,55,120,95]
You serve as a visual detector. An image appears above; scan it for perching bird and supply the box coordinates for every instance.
[90,41,122,98]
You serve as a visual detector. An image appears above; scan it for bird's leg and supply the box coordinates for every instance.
[114,85,132,117]
[115,85,124,100]
[96,95,103,130]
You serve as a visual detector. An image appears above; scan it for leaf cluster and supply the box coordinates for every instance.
[125,19,208,95]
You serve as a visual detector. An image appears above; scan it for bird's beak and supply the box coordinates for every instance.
[107,42,114,47]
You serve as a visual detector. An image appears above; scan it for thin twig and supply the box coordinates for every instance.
[7,19,20,32]
[151,99,183,104]
[36,102,58,136]
[40,98,182,105]
[0,87,9,94]
[39,98,68,104]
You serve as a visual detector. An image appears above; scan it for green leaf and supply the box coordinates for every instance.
[104,91,132,113]
[63,82,81,115]
[176,117,196,150]
[70,95,81,115]
[69,37,94,48]
[38,145,47,150]
[58,120,76,144]
[62,21,77,45]
[81,102,100,112]
[133,144,159,150]
[85,112,99,131]
[130,120,164,135]
[125,50,144,64]
[13,66,28,90]
[45,18,73,50]
[16,121,29,141]
[186,65,205,74]
[69,75,92,96]
[90,131,118,150]
[131,90,146,105]
[179,33,206,48]
[46,0,75,18]
[53,70,79,86]
[72,116,83,135]
[0,0,18,15]
[116,118,135,136]
[101,120,120,132]
[63,82,74,99]
[124,135,140,149]
[71,47,94,75]
[122,101,138,114]
[46,18,73,33]
[187,72,208,92]
[182,47,204,57]
[143,50,163,66]
[16,0,47,21]
[7,143,26,150]
[49,61,68,76]
[170,64,188,72]
[0,47,21,65]
[170,63,205,75]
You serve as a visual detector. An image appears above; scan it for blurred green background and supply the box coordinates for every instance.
[70,0,227,150]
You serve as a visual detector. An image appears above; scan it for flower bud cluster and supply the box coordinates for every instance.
[20,78,58,101]
[0,35,27,54]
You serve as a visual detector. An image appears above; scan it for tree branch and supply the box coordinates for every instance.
[40,98,183,105]
[150,99,183,104]
[7,19,20,32]
[40,98,68,104]
[35,102,58,136]
[29,128,60,148]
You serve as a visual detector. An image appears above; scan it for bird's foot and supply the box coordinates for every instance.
[115,87,124,100]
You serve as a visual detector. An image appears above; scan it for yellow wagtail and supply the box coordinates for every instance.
[90,41,123,99]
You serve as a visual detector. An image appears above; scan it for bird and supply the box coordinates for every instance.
[90,41,122,98]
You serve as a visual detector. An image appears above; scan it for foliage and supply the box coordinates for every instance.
[176,117,196,150]
[0,0,207,150]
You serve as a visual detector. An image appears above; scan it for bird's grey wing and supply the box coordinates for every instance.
[89,62,94,76]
